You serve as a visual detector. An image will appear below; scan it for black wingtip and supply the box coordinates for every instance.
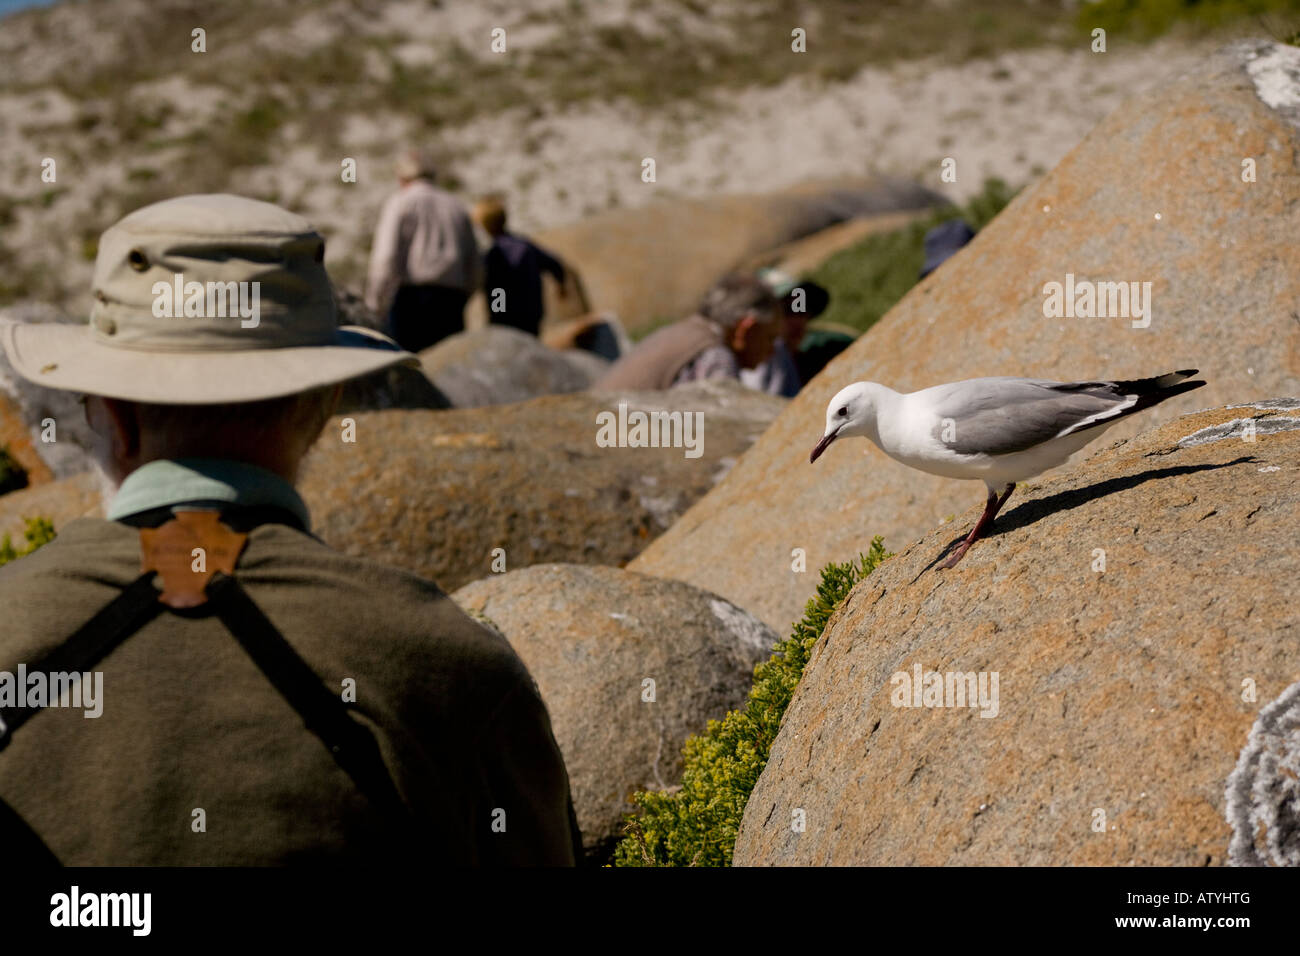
[1145,369,1205,391]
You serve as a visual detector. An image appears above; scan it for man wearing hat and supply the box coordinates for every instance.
[595,272,781,390]
[739,268,831,398]
[0,194,582,865]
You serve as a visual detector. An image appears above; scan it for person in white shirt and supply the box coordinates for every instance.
[365,149,483,352]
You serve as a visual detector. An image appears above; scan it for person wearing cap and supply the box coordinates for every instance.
[918,219,975,280]
[472,195,567,337]
[739,268,830,398]
[0,194,582,866]
[365,148,482,353]
[594,273,781,390]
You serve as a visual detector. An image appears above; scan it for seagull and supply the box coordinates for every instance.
[810,370,1207,568]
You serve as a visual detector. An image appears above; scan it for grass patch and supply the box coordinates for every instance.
[807,177,1018,336]
[1077,0,1300,39]
[0,516,56,568]
[614,537,891,867]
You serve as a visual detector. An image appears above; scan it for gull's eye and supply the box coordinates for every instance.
[837,406,848,417]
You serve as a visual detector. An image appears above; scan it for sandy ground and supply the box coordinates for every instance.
[270,35,1222,272]
[0,0,1225,314]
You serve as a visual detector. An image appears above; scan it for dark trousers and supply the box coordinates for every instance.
[386,284,468,353]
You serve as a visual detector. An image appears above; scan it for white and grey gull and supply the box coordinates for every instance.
[810,370,1207,568]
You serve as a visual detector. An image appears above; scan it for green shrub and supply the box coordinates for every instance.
[1078,0,1300,38]
[614,537,891,866]
[0,445,29,496]
[0,516,56,568]
[807,177,1018,336]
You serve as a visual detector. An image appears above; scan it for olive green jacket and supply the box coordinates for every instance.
[0,516,582,865]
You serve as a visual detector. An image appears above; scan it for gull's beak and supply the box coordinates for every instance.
[810,429,838,463]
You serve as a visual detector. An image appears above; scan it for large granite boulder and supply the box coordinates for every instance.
[630,41,1300,633]
[327,288,455,412]
[419,325,610,408]
[338,364,452,413]
[299,379,784,593]
[536,177,945,335]
[453,563,777,862]
[0,377,782,584]
[733,401,1300,866]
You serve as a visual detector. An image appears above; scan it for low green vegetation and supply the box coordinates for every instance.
[0,516,56,568]
[615,537,891,867]
[1078,0,1300,39]
[807,177,1017,336]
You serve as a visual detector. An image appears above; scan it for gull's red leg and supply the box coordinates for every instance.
[941,483,1015,569]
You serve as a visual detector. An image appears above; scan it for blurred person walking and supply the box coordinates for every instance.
[366,148,482,352]
[473,195,567,337]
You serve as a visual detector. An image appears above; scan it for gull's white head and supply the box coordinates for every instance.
[810,382,877,463]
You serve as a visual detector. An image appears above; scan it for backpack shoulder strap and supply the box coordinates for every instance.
[203,571,418,829]
[0,572,163,751]
[1,510,422,857]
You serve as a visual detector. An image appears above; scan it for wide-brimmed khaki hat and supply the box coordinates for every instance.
[1,193,415,404]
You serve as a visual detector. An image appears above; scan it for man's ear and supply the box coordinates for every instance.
[90,396,140,463]
[322,384,343,420]
[302,385,343,449]
[731,314,756,350]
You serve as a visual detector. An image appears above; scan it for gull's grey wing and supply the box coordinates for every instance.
[927,377,1134,456]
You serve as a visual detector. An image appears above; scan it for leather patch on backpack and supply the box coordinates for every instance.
[139,511,248,609]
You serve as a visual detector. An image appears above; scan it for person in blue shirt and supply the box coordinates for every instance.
[473,196,567,336]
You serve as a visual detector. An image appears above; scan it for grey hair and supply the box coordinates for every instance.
[395,148,438,182]
[698,273,780,331]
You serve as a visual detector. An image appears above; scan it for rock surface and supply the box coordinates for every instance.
[0,469,103,541]
[298,379,784,593]
[338,363,452,413]
[419,325,609,408]
[0,378,782,586]
[322,288,456,412]
[536,178,945,334]
[630,42,1300,633]
[0,390,53,490]
[0,305,99,480]
[733,402,1300,866]
[453,563,777,861]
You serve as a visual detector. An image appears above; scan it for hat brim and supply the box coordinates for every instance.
[1,321,419,405]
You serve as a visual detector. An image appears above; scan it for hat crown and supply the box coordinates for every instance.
[90,194,337,351]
